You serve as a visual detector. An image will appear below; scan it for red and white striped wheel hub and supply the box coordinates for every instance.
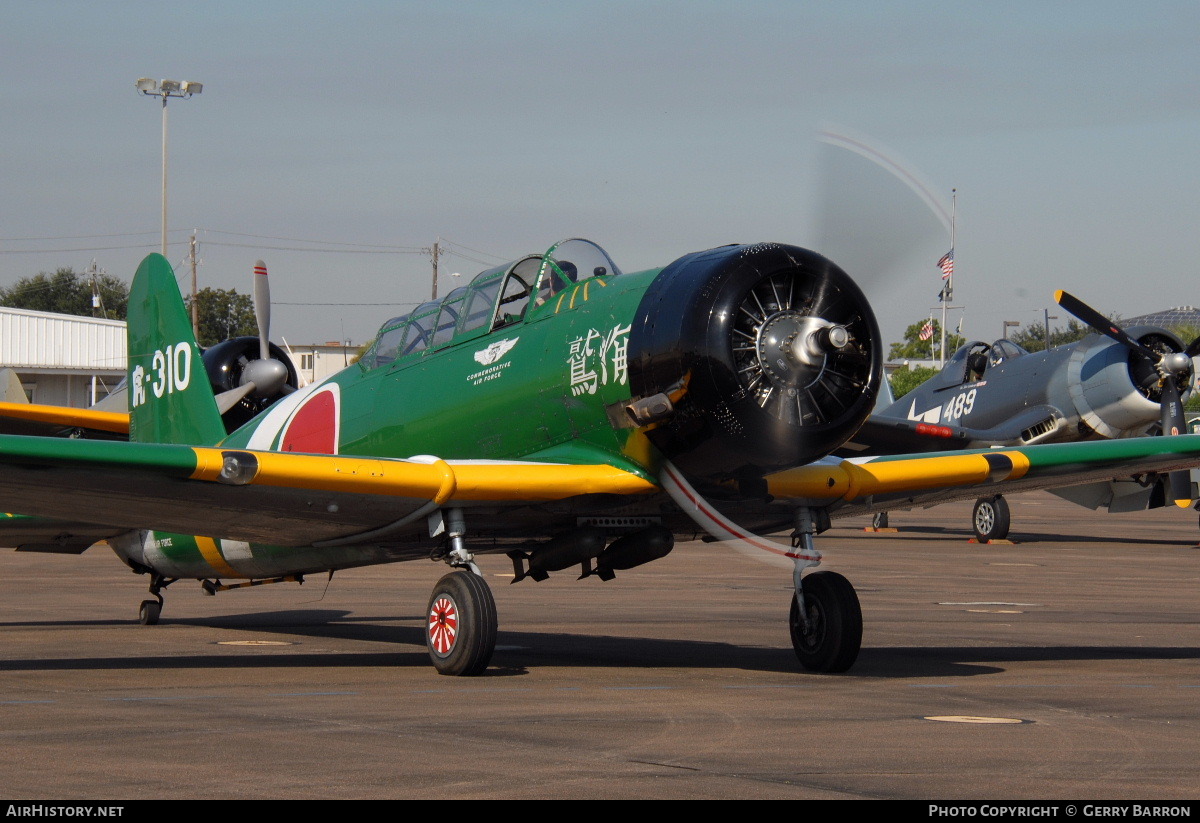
[428,594,459,656]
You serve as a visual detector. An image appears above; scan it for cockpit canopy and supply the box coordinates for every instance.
[930,338,1030,389]
[532,238,623,307]
[358,239,622,370]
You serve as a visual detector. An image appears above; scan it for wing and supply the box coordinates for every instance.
[0,400,129,439]
[768,435,1200,516]
[0,513,124,554]
[0,434,657,547]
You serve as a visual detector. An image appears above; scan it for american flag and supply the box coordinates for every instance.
[937,250,954,279]
[919,320,935,341]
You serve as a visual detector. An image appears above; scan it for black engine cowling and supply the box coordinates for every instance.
[628,243,880,486]
[201,336,300,430]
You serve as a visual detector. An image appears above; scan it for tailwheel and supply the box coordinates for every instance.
[426,571,497,676]
[972,494,1010,542]
[138,599,161,626]
[138,573,172,625]
[789,570,862,673]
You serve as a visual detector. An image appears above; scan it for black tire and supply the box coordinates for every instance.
[789,570,862,673]
[871,511,889,529]
[972,495,1010,542]
[138,600,161,626]
[425,571,497,676]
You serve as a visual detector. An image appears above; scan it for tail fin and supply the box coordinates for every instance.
[126,254,225,445]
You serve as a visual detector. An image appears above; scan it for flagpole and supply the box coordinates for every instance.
[939,189,957,367]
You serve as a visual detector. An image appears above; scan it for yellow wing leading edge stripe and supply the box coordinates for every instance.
[188,448,659,500]
[0,401,130,434]
[766,451,1033,501]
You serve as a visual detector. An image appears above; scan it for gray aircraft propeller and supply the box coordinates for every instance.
[206,260,298,426]
[1055,289,1200,503]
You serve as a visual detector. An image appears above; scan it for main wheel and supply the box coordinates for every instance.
[426,571,497,676]
[972,495,1010,542]
[138,599,161,626]
[789,570,862,673]
[871,511,889,529]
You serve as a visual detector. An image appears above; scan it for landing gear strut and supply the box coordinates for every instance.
[138,573,175,625]
[425,508,497,676]
[788,507,862,673]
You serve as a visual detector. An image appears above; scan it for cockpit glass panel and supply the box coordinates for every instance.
[492,255,540,329]
[991,340,1028,360]
[459,272,503,336]
[533,238,622,307]
[372,323,408,369]
[401,301,441,356]
[430,287,468,347]
[360,316,407,369]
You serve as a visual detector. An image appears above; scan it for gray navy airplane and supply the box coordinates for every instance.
[840,290,1200,540]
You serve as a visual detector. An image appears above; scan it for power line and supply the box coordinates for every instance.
[203,241,427,254]
[437,237,509,262]
[275,301,422,307]
[198,228,427,252]
[0,243,162,254]
[0,231,159,242]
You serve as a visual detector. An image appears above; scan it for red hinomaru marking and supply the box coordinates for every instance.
[281,389,338,454]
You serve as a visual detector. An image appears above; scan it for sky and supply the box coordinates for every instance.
[2,0,1198,351]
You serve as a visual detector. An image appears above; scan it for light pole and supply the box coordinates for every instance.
[136,78,203,257]
[1044,310,1058,350]
[1003,320,1020,340]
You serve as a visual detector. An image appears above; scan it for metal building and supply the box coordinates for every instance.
[1124,306,1200,331]
[0,307,125,407]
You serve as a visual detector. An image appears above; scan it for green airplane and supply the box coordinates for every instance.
[4,237,1200,677]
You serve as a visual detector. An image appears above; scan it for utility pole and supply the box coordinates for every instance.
[188,232,199,339]
[430,239,441,299]
[85,259,104,318]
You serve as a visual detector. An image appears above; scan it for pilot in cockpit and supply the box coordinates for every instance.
[967,348,989,382]
[552,261,578,292]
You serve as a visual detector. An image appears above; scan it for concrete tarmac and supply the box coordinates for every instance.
[1,491,1198,800]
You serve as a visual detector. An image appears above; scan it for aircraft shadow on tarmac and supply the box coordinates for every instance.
[2,607,1200,679]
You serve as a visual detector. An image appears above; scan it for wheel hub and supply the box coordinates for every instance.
[976,504,994,532]
[427,594,459,657]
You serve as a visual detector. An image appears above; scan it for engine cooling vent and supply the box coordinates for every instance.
[1021,416,1058,443]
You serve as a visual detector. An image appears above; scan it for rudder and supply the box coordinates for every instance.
[126,253,225,446]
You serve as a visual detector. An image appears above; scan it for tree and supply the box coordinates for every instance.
[888,365,938,400]
[186,287,258,347]
[0,267,129,319]
[888,319,965,361]
[1007,318,1098,353]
